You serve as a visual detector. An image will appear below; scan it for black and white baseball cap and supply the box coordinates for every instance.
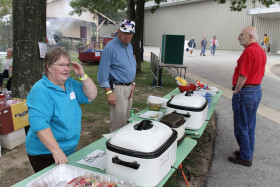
[119,19,135,33]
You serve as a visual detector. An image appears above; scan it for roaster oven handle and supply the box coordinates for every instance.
[112,156,140,170]
[183,112,191,118]
[172,110,191,118]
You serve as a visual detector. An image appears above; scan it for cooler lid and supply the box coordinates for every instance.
[167,91,207,110]
[107,120,175,153]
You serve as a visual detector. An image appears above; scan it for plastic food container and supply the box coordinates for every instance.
[26,164,135,187]
[177,83,197,93]
[148,98,163,111]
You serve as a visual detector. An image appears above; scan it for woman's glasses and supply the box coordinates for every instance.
[53,63,71,68]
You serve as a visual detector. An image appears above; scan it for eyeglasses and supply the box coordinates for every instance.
[239,33,251,38]
[84,152,105,163]
[53,63,71,68]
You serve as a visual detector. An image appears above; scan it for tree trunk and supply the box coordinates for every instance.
[12,0,46,98]
[133,0,145,73]
[127,0,144,73]
[126,0,135,21]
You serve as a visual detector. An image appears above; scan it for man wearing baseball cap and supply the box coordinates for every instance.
[97,19,136,132]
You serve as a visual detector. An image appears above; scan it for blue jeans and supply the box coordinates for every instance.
[232,85,262,161]
[200,46,206,55]
[211,46,216,55]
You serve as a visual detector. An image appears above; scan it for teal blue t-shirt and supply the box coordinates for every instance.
[26,75,92,156]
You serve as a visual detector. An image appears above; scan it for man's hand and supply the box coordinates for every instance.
[107,92,116,106]
[129,84,136,99]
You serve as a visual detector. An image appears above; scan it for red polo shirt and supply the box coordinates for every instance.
[232,42,266,86]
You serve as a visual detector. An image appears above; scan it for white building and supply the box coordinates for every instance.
[144,0,280,53]
[47,0,115,44]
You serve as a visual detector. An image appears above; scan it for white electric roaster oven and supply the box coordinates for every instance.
[106,120,178,187]
[165,91,208,130]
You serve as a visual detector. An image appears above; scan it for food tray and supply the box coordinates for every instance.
[197,86,219,96]
[26,164,135,187]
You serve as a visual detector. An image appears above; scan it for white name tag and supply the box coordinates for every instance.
[70,92,76,100]
[95,52,100,57]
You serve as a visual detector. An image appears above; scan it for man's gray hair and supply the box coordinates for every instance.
[248,28,259,41]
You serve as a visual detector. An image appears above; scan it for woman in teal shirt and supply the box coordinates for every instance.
[26,47,97,172]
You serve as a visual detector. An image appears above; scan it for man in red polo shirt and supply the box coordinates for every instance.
[229,26,266,167]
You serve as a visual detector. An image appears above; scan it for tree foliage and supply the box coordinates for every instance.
[215,0,280,11]
[150,0,167,13]
[0,0,12,17]
[69,0,127,21]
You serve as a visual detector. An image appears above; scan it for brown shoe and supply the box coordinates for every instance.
[234,150,253,161]
[228,156,252,167]
[234,150,240,156]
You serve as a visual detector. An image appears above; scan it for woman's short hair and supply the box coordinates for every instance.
[44,47,70,74]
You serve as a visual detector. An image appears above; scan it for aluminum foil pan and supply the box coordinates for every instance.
[26,164,135,187]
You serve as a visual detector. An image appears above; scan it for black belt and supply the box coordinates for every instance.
[115,82,132,86]
[232,84,260,91]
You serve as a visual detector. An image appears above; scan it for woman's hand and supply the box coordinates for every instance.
[52,149,68,165]
[71,61,85,77]
[37,128,68,165]
[70,61,97,101]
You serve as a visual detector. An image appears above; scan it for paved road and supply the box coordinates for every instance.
[144,46,280,187]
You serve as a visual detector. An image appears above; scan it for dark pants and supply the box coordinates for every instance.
[0,69,9,86]
[27,154,55,173]
[6,77,12,90]
[232,85,262,161]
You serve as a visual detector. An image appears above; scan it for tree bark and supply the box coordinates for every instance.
[126,0,144,73]
[126,0,135,21]
[132,0,145,73]
[12,0,46,98]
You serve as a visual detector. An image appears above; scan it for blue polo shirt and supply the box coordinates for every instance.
[97,36,136,88]
[26,75,91,156]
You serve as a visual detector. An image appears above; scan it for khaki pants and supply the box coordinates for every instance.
[110,85,132,132]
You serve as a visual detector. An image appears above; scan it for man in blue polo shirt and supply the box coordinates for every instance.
[97,19,136,132]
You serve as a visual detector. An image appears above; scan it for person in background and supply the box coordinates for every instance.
[6,76,12,91]
[263,34,269,52]
[97,19,136,132]
[0,48,12,90]
[210,35,218,55]
[267,43,270,55]
[200,36,208,56]
[26,47,97,172]
[229,26,266,167]
[188,37,196,56]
